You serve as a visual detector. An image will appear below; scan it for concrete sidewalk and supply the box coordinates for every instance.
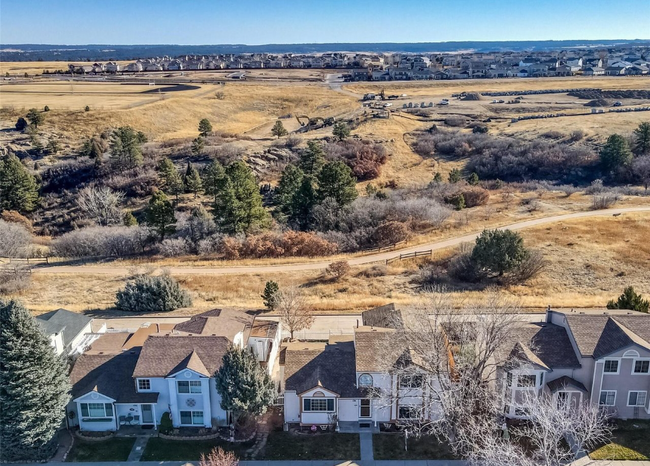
[10,461,468,466]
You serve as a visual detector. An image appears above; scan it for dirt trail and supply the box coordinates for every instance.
[33,207,650,277]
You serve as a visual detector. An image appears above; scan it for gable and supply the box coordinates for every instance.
[74,391,115,403]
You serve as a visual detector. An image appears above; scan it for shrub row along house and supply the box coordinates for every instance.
[67,310,281,431]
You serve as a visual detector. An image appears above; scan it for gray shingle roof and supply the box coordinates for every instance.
[133,335,230,378]
[70,351,158,403]
[37,309,92,349]
[284,340,361,398]
[507,323,581,369]
[565,315,650,358]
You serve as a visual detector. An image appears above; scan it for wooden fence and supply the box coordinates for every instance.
[385,249,432,265]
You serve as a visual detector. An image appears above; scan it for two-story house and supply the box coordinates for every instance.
[37,308,104,356]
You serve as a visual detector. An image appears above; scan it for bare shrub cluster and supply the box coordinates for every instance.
[51,226,151,258]
[324,140,388,180]
[0,220,33,258]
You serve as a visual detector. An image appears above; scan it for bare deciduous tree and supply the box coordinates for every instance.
[199,447,238,466]
[276,285,314,340]
[0,220,32,258]
[77,186,125,226]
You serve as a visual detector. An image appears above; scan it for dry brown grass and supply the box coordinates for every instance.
[14,212,650,316]
[0,61,132,75]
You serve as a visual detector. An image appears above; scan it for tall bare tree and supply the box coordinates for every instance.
[276,284,313,340]
[77,186,125,226]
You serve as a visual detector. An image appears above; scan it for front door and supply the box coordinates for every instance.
[359,399,371,418]
[141,404,154,424]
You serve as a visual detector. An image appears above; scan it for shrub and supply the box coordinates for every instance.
[1,210,33,231]
[372,221,410,246]
[591,193,619,210]
[326,261,351,279]
[460,187,490,208]
[444,116,467,127]
[51,226,151,258]
[509,249,545,283]
[84,106,90,112]
[0,267,31,294]
[448,243,483,282]
[0,220,32,258]
[159,412,173,435]
[450,193,465,210]
[471,229,529,277]
[115,274,192,312]
[325,140,388,181]
[159,238,192,257]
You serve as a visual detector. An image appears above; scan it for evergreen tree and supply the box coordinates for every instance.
[15,117,28,131]
[157,157,184,200]
[214,161,269,234]
[203,160,227,203]
[633,122,650,155]
[600,134,633,174]
[26,108,44,129]
[332,121,351,141]
[317,161,358,206]
[184,161,203,198]
[432,172,443,184]
[110,126,144,170]
[214,346,275,419]
[607,286,649,313]
[145,190,176,241]
[299,140,325,177]
[448,168,462,184]
[467,172,480,185]
[471,229,529,277]
[123,211,138,226]
[0,300,71,462]
[271,120,288,139]
[289,176,317,230]
[261,280,280,311]
[274,164,304,215]
[191,137,205,155]
[0,154,40,213]
[116,274,192,312]
[198,118,213,137]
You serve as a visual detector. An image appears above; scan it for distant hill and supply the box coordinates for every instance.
[1,40,649,61]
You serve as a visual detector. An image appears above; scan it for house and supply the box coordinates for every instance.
[583,67,605,76]
[499,308,650,420]
[105,62,121,73]
[37,308,102,356]
[69,309,282,432]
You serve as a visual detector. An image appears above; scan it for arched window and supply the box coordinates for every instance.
[358,373,373,387]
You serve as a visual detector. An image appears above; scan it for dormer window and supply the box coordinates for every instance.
[359,373,373,388]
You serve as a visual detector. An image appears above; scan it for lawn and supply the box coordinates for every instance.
[590,420,650,460]
[373,433,456,460]
[262,432,360,460]
[66,438,135,462]
[141,437,254,461]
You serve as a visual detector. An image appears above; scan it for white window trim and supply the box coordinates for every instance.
[627,390,647,407]
[80,402,114,418]
[302,398,335,413]
[603,359,620,375]
[631,358,650,375]
[137,378,152,392]
[359,399,372,418]
[177,380,202,394]
[599,390,617,406]
[179,410,204,426]
[397,405,419,420]
[516,374,537,389]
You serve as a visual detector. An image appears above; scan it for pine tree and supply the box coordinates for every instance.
[467,172,480,185]
[600,134,633,174]
[110,126,144,170]
[214,346,275,419]
[332,121,351,141]
[191,137,205,155]
[271,120,288,139]
[448,168,462,184]
[261,281,280,311]
[432,172,443,184]
[157,157,184,200]
[0,300,71,462]
[184,161,203,198]
[145,190,176,241]
[274,164,304,215]
[317,161,358,206]
[26,108,44,129]
[198,119,213,137]
[0,154,40,213]
[633,122,650,155]
[299,140,325,177]
[203,160,227,203]
[123,211,138,226]
[607,286,649,313]
[214,161,269,234]
[15,117,28,131]
[289,176,317,230]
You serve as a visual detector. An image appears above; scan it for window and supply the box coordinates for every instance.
[399,374,423,389]
[138,379,151,391]
[628,391,647,407]
[603,360,619,374]
[517,375,536,388]
[506,372,513,388]
[599,391,616,406]
[179,410,204,425]
[80,402,113,418]
[515,407,530,417]
[177,380,202,394]
[358,373,373,388]
[303,398,335,412]
[633,360,650,374]
[398,406,417,419]
[557,392,569,409]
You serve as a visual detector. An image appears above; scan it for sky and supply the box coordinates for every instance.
[1,0,649,45]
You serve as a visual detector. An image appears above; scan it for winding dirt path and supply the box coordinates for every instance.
[33,207,650,277]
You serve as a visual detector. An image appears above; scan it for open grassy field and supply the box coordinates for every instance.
[13,210,650,316]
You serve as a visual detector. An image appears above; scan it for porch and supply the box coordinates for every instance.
[338,420,380,433]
